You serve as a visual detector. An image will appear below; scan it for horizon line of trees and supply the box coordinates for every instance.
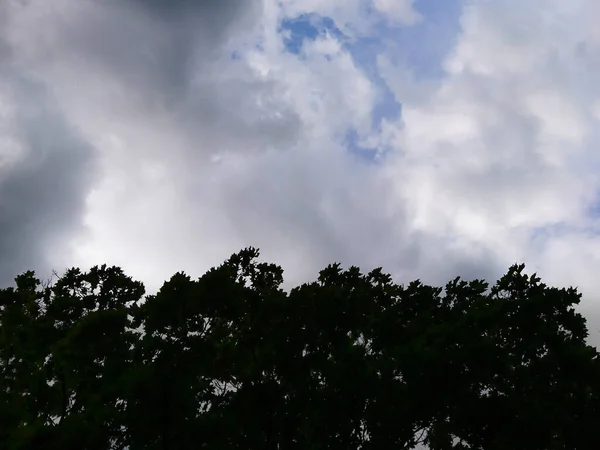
[1,247,599,449]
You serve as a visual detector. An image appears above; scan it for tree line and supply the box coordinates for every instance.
[1,247,598,449]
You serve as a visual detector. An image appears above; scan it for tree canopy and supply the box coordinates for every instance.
[1,248,598,449]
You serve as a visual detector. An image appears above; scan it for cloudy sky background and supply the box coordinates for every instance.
[2,0,600,342]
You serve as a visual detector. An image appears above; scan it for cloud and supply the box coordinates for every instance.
[378,0,600,339]
[2,0,600,345]
[0,70,98,286]
[373,0,421,25]
[0,0,300,290]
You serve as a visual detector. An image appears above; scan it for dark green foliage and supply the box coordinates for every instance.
[1,250,598,449]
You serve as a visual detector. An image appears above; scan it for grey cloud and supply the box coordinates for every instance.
[203,145,505,290]
[46,0,300,155]
[0,0,514,295]
[58,0,252,101]
[383,230,508,290]
[0,7,10,63]
[0,0,299,286]
[126,0,260,31]
[0,73,98,287]
[197,149,411,281]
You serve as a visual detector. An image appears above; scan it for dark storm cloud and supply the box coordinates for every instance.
[71,0,262,97]
[0,8,10,62]
[58,0,238,102]
[0,0,285,286]
[126,0,259,31]
[0,73,98,287]
[53,0,299,154]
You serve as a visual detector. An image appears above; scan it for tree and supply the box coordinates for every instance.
[0,249,598,449]
[0,265,145,449]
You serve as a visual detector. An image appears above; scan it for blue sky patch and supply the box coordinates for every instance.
[344,37,402,129]
[343,129,389,164]
[278,2,464,163]
[374,0,463,80]
[280,14,345,56]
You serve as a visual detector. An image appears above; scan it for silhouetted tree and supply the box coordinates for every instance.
[1,248,598,449]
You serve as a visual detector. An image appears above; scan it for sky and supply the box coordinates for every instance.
[2,0,600,343]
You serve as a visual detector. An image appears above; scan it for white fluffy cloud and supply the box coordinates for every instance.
[373,0,421,25]
[2,0,600,342]
[378,0,600,338]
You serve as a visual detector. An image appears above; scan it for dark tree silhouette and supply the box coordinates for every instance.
[1,248,598,449]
